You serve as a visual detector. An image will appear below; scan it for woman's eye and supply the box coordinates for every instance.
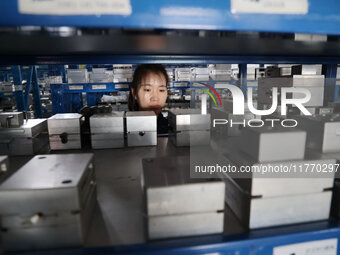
[144,89,151,92]
[159,89,166,92]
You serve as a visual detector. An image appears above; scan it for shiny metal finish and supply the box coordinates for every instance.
[168,109,210,147]
[0,155,9,184]
[0,119,48,155]
[240,125,306,162]
[126,111,157,147]
[48,113,82,150]
[90,112,124,149]
[0,154,96,252]
[0,112,24,127]
[295,114,340,153]
[142,156,224,239]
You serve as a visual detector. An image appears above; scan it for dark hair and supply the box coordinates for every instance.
[128,64,169,111]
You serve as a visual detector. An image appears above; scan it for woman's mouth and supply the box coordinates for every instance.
[149,105,161,109]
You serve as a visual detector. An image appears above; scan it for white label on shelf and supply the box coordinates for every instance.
[3,93,13,96]
[231,0,308,15]
[92,85,107,90]
[173,83,189,88]
[115,84,129,89]
[69,85,83,90]
[18,0,132,15]
[273,238,337,255]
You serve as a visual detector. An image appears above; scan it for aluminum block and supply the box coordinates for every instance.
[0,153,95,214]
[142,156,225,239]
[224,173,332,229]
[292,75,324,87]
[292,86,324,107]
[295,114,340,153]
[90,112,124,134]
[168,109,210,131]
[240,126,306,162]
[49,134,81,150]
[48,113,82,134]
[0,112,23,127]
[291,65,322,75]
[126,111,157,147]
[0,119,47,138]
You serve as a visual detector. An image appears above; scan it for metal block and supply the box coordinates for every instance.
[240,125,306,162]
[126,111,157,147]
[0,119,49,155]
[292,75,324,87]
[142,156,225,239]
[0,112,24,128]
[168,109,210,131]
[170,130,210,147]
[90,112,124,134]
[291,65,322,75]
[292,86,324,107]
[295,114,340,153]
[223,166,333,229]
[48,113,82,134]
[49,134,81,150]
[0,153,95,214]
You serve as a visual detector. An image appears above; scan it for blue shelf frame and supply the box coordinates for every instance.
[2,0,340,35]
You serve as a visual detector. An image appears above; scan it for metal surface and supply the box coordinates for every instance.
[126,111,157,147]
[0,119,48,155]
[295,114,340,153]
[224,173,333,229]
[90,112,124,149]
[240,126,306,162]
[48,113,82,150]
[168,109,210,147]
[0,112,23,127]
[0,153,96,252]
[142,156,224,239]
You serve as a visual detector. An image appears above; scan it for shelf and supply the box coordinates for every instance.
[1,0,340,35]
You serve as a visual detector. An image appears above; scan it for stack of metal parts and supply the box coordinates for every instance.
[0,154,97,252]
[0,112,48,155]
[113,64,133,82]
[294,113,340,218]
[0,82,13,92]
[258,65,325,108]
[142,156,225,240]
[191,67,209,81]
[48,113,82,150]
[126,111,157,147]
[209,64,231,81]
[89,111,124,149]
[67,69,88,83]
[168,109,210,147]
[223,125,335,229]
[175,68,191,81]
[165,68,174,81]
[0,156,9,184]
[89,68,113,83]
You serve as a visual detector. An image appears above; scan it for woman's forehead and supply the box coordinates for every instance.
[141,72,166,85]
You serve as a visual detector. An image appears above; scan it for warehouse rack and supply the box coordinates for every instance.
[1,0,340,254]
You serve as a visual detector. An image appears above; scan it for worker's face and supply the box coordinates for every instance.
[134,72,167,115]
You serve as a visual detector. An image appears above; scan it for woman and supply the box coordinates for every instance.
[128,64,169,134]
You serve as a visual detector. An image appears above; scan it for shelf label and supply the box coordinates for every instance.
[18,0,132,15]
[173,83,189,88]
[69,85,83,90]
[3,93,13,96]
[231,0,308,15]
[274,238,337,255]
[115,84,129,89]
[92,85,107,90]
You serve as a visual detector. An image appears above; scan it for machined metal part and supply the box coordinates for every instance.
[142,156,225,239]
[126,111,157,147]
[0,119,48,155]
[48,113,82,150]
[90,112,124,149]
[240,125,306,162]
[0,112,24,128]
[168,109,210,147]
[295,114,340,153]
[0,153,96,252]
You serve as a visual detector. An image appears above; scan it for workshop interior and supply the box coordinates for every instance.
[1,1,340,254]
